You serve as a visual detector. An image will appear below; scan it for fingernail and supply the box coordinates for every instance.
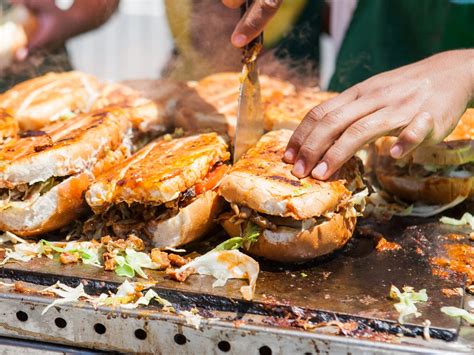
[390,144,403,159]
[312,162,328,179]
[232,34,247,47]
[293,160,305,176]
[284,148,295,162]
[15,47,28,61]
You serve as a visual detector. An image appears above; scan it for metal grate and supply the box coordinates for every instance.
[0,282,472,354]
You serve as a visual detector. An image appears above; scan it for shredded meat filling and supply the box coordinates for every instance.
[151,249,171,269]
[0,176,70,203]
[83,161,224,240]
[83,187,199,240]
[225,204,353,232]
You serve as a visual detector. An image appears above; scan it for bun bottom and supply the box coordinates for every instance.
[0,173,91,237]
[146,190,224,248]
[221,212,356,263]
[376,172,474,205]
[0,145,129,237]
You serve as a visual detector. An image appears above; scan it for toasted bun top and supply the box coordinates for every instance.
[218,130,354,220]
[86,133,230,211]
[0,107,131,186]
[91,82,146,109]
[0,108,18,143]
[194,71,295,100]
[91,82,167,133]
[264,88,338,131]
[174,72,296,135]
[0,71,102,130]
[445,108,474,141]
[120,78,190,104]
[375,109,474,166]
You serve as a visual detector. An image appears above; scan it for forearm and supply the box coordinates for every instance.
[468,49,474,108]
[284,49,474,180]
[64,0,119,38]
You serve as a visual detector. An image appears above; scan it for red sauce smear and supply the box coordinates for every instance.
[431,244,474,285]
[375,238,401,252]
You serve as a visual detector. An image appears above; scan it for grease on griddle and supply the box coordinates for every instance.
[441,288,463,298]
[375,238,402,252]
[357,226,402,252]
[445,233,465,241]
[261,314,397,343]
[431,244,474,285]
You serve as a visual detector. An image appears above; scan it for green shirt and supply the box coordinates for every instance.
[329,0,474,91]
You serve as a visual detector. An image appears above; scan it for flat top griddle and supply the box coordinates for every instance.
[1,205,472,348]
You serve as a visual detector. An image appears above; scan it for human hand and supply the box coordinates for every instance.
[222,0,282,47]
[283,49,474,180]
[10,0,118,56]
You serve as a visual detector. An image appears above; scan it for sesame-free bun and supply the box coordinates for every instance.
[221,211,356,263]
[0,108,132,236]
[146,190,224,248]
[219,130,353,220]
[0,71,102,130]
[374,109,474,204]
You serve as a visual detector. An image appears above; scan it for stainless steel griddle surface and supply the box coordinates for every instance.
[2,204,472,342]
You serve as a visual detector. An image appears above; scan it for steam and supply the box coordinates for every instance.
[0,47,72,93]
[164,1,320,88]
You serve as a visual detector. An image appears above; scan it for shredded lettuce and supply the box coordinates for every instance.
[242,222,261,249]
[41,280,174,313]
[114,255,136,278]
[441,306,474,324]
[0,238,161,278]
[40,240,102,268]
[440,212,474,230]
[40,240,65,253]
[123,248,158,279]
[77,247,101,267]
[164,247,186,253]
[1,242,43,264]
[214,222,261,251]
[41,282,94,315]
[403,196,468,218]
[0,281,14,288]
[155,294,175,312]
[180,309,203,329]
[93,280,174,310]
[390,285,428,324]
[0,231,27,245]
[0,249,35,264]
[214,237,244,251]
[423,164,474,178]
[124,289,159,309]
[292,182,312,197]
[174,249,259,300]
[96,279,136,306]
[349,188,369,206]
[366,189,467,219]
[114,249,160,279]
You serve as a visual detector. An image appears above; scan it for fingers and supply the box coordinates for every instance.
[284,86,361,165]
[310,109,406,180]
[27,17,57,52]
[390,112,433,158]
[230,0,283,47]
[222,0,245,9]
[15,47,28,61]
[10,0,57,12]
[289,98,382,178]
